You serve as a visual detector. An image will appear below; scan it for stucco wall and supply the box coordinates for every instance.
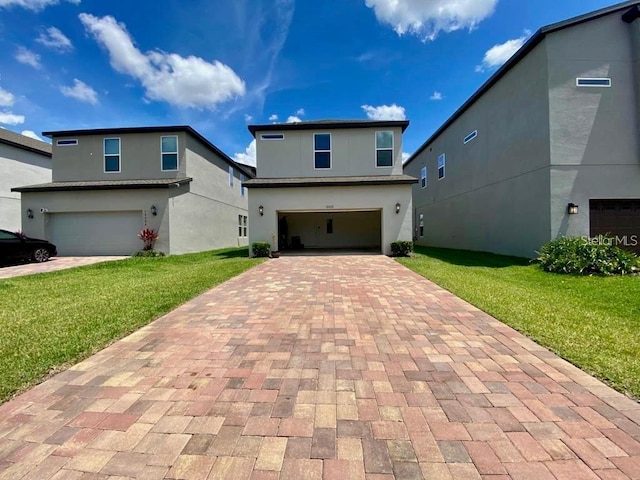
[255,127,405,178]
[248,184,412,256]
[0,144,51,231]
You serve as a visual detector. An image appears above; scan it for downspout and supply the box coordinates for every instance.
[622,5,640,162]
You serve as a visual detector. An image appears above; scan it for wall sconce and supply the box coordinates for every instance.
[567,203,579,215]
[259,205,264,216]
[26,208,33,219]
[395,202,401,214]
[150,205,157,216]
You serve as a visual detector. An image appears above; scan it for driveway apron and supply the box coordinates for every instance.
[0,255,639,479]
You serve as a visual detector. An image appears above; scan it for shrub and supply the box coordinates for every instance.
[252,242,271,258]
[132,250,165,258]
[390,241,413,257]
[137,228,159,251]
[535,236,639,275]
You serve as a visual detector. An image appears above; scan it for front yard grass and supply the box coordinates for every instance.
[397,246,640,399]
[0,248,263,403]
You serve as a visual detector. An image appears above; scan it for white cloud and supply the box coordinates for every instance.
[15,46,41,68]
[365,0,498,41]
[36,26,73,51]
[244,114,253,123]
[286,116,302,123]
[0,0,79,11]
[295,108,305,116]
[21,130,42,140]
[0,87,15,107]
[475,31,530,72]
[79,13,245,109]
[402,152,411,163]
[430,91,443,101]
[269,114,278,122]
[0,112,25,125]
[60,78,98,105]
[361,103,406,121]
[233,139,256,167]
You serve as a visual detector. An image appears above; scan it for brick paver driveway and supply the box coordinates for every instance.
[0,256,127,279]
[1,255,639,479]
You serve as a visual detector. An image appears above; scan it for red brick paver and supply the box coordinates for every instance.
[1,255,639,479]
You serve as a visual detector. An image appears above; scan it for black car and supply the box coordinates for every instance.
[0,229,57,264]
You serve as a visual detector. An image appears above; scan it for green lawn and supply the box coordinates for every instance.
[397,246,640,399]
[0,248,263,403]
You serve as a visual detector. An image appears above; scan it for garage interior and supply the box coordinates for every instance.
[278,210,382,253]
[589,199,640,253]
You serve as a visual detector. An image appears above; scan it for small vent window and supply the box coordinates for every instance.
[57,139,78,146]
[260,133,284,140]
[576,78,611,87]
[463,130,477,144]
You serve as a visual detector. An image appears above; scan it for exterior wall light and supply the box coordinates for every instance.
[259,205,264,216]
[151,205,157,216]
[26,208,33,219]
[567,203,579,215]
[395,202,401,214]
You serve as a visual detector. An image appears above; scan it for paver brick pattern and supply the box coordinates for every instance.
[0,255,639,479]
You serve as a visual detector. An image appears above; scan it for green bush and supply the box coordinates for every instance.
[390,241,413,257]
[252,242,271,258]
[535,236,639,275]
[132,250,166,258]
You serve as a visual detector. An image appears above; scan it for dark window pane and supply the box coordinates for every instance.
[314,134,330,151]
[327,219,333,234]
[315,152,331,169]
[376,150,393,167]
[105,156,120,172]
[376,131,393,149]
[162,136,177,152]
[162,153,178,170]
[104,138,119,155]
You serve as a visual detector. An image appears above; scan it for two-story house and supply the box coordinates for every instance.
[244,120,416,255]
[1,129,51,232]
[13,126,254,256]
[404,0,640,257]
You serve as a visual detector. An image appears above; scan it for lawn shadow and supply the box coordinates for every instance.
[414,246,530,268]
[211,248,251,259]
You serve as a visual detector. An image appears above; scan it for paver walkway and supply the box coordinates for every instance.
[1,255,639,479]
[0,256,127,279]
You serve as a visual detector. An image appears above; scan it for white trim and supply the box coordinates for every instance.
[160,135,179,172]
[260,133,285,140]
[463,130,477,144]
[56,139,78,146]
[420,166,427,189]
[576,77,611,87]
[375,130,394,168]
[438,153,445,180]
[103,137,121,174]
[313,132,332,170]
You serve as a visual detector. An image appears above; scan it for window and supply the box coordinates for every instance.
[420,167,427,188]
[576,78,611,87]
[161,136,178,171]
[375,131,393,167]
[438,154,445,179]
[326,218,333,234]
[229,166,234,186]
[419,213,424,237]
[464,130,477,144]
[104,138,120,173]
[314,133,331,169]
[57,139,77,146]
[240,174,246,197]
[238,215,247,237]
[260,133,284,140]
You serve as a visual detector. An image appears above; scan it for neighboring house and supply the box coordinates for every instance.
[0,129,51,232]
[404,0,640,257]
[244,120,416,256]
[13,126,254,256]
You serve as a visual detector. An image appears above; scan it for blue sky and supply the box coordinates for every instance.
[0,0,622,166]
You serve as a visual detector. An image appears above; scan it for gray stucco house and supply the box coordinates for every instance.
[0,129,51,232]
[13,126,254,255]
[245,120,416,256]
[404,0,640,257]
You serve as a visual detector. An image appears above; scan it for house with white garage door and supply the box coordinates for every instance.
[13,126,253,256]
[244,120,416,255]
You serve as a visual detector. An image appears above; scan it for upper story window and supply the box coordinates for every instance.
[464,130,477,144]
[229,166,234,186]
[240,173,246,197]
[314,133,331,169]
[161,136,178,171]
[375,131,394,167]
[576,78,611,87]
[438,154,445,180]
[260,133,284,140]
[104,138,120,173]
[57,139,78,146]
[420,166,427,188]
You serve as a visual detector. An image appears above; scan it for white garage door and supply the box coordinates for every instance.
[49,211,143,256]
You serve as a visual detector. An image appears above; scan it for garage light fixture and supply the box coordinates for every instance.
[395,202,401,214]
[259,205,264,216]
[150,205,157,216]
[567,203,579,215]
[26,208,33,219]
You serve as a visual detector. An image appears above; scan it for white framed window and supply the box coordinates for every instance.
[375,131,393,167]
[438,154,445,180]
[419,213,424,237]
[238,215,247,237]
[229,166,234,186]
[464,130,477,144]
[314,133,331,169]
[420,166,427,188]
[240,174,246,197]
[161,136,178,171]
[260,133,284,140]
[57,139,78,146]
[104,138,120,173]
[576,78,611,87]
